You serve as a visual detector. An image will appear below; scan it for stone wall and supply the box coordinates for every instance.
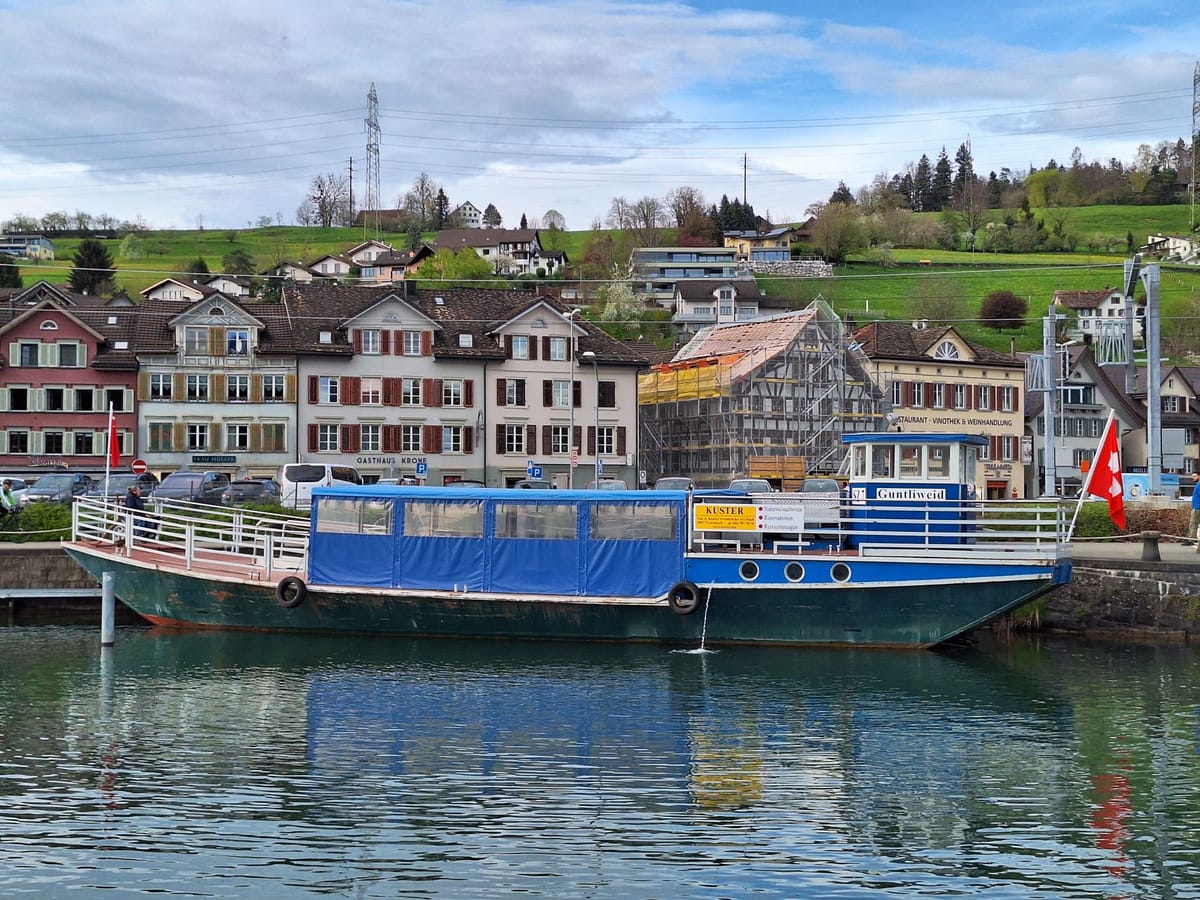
[1040,560,1200,640]
[0,544,100,594]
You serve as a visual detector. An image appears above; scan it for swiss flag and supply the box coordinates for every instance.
[108,407,120,468]
[1085,415,1125,530]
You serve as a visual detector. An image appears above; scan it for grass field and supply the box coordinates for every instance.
[12,205,1198,357]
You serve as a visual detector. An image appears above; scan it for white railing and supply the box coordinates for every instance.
[72,496,309,579]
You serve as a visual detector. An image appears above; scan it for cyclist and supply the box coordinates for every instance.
[0,479,19,528]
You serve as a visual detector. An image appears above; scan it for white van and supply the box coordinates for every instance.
[278,463,362,509]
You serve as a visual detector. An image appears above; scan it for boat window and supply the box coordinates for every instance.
[590,502,678,541]
[899,446,922,478]
[871,445,893,478]
[495,502,577,540]
[403,500,484,538]
[927,445,951,478]
[315,498,393,535]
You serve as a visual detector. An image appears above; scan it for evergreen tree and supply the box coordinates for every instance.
[913,155,933,212]
[188,257,210,276]
[433,188,451,230]
[483,203,502,227]
[0,252,21,288]
[68,238,116,295]
[931,148,953,211]
[952,142,976,206]
[829,181,855,205]
[520,213,528,229]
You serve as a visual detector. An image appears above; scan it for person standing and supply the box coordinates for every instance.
[123,484,152,539]
[1189,472,1200,551]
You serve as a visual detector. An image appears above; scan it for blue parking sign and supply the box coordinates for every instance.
[415,462,427,475]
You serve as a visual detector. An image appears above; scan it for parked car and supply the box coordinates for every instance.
[152,471,231,504]
[85,473,161,501]
[653,476,694,491]
[586,478,629,490]
[513,479,552,489]
[727,477,774,494]
[21,472,94,505]
[222,478,282,505]
[446,479,486,488]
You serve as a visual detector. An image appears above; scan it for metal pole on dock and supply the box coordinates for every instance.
[101,571,115,647]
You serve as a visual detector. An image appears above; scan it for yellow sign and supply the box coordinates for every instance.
[693,503,758,531]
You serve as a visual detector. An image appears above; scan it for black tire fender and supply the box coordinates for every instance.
[668,580,702,615]
[276,576,307,608]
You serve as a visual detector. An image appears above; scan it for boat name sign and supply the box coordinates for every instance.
[875,487,948,501]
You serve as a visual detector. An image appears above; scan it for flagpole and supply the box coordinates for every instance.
[105,402,114,491]
[1068,410,1115,538]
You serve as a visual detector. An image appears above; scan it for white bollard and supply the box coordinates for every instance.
[101,571,115,647]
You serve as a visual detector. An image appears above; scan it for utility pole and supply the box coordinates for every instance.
[348,156,354,224]
[742,153,748,210]
[364,83,382,238]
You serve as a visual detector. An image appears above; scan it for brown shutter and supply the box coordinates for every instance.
[572,425,581,453]
[308,375,319,404]
[341,376,360,405]
[572,381,581,408]
[137,372,150,401]
[423,424,441,453]
[173,422,186,449]
[542,380,552,407]
[208,327,223,355]
[496,423,505,452]
[529,336,538,360]
[383,377,401,406]
[209,423,221,450]
[497,379,507,407]
[587,427,595,456]
[463,426,473,454]
[174,373,187,400]
[617,427,626,456]
[924,383,933,407]
[341,424,359,453]
[249,423,262,452]
[211,373,226,401]
[526,424,537,455]
[422,378,439,407]
[420,331,432,356]
[463,379,474,408]
[542,425,551,454]
[380,330,390,355]
[284,374,297,403]
[307,423,318,452]
[505,335,513,358]
[352,329,363,353]
[381,425,397,453]
[250,374,263,403]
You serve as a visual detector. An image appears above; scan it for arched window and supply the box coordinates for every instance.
[934,340,959,359]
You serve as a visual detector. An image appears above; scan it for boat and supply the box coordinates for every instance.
[64,433,1073,649]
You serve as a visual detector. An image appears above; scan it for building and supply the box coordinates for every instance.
[451,202,483,229]
[285,283,646,487]
[0,282,137,473]
[1054,287,1144,344]
[722,227,795,263]
[639,302,887,486]
[670,278,762,334]
[854,320,1028,499]
[630,246,741,305]
[0,234,55,261]
[431,229,557,277]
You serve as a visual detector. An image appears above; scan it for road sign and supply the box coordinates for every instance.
[527,459,534,475]
[130,458,148,474]
[415,462,428,475]
[531,466,543,479]
[597,459,604,474]
[571,451,578,468]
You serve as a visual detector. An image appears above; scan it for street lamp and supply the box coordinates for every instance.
[582,350,599,486]
[566,309,580,488]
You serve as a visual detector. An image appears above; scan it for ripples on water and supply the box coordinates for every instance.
[1,624,1198,898]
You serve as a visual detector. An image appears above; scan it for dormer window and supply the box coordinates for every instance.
[209,306,226,316]
[934,341,959,359]
[458,334,474,348]
[40,320,59,330]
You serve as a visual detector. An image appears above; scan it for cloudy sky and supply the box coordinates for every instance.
[1,0,1196,233]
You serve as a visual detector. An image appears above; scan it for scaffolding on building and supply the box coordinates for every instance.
[638,300,890,487]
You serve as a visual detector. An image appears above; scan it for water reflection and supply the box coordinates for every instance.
[1,627,1198,897]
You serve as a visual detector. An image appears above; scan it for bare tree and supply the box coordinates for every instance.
[399,172,441,231]
[628,196,667,246]
[605,196,632,230]
[72,210,93,231]
[304,173,351,227]
[543,209,566,230]
[664,186,706,227]
[910,276,968,327]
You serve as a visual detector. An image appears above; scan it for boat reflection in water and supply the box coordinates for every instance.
[7,628,1199,897]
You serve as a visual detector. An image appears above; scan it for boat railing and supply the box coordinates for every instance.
[72,496,310,579]
[688,494,1070,558]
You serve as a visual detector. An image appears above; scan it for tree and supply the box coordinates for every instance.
[811,202,867,264]
[664,186,707,227]
[596,268,644,340]
[931,148,953,211]
[397,172,440,232]
[483,203,502,227]
[829,181,855,205]
[222,249,256,275]
[433,188,451,230]
[910,276,967,327]
[980,290,1028,332]
[0,252,21,288]
[416,248,493,281]
[302,173,351,227]
[542,209,566,231]
[628,196,667,246]
[519,213,528,229]
[118,232,145,261]
[68,238,116,295]
[188,257,210,276]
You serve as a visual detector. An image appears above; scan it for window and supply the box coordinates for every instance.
[1000,386,1016,412]
[442,426,463,454]
[978,385,992,411]
[402,378,422,406]
[187,375,209,401]
[505,379,525,406]
[227,424,249,451]
[149,422,173,452]
[442,379,463,407]
[361,424,381,452]
[511,335,529,359]
[74,432,94,455]
[58,343,79,367]
[911,382,924,409]
[597,426,615,456]
[548,337,567,361]
[105,389,124,412]
[19,343,38,367]
[551,425,571,455]
[552,380,571,408]
[44,431,64,454]
[74,388,94,411]
[184,327,208,355]
[934,341,959,359]
[504,424,525,454]
[45,388,65,411]
[263,374,286,402]
[1000,436,1015,461]
[402,330,422,356]
[954,384,967,410]
[598,381,616,409]
[361,376,382,405]
[318,424,339,451]
[226,328,249,356]
[319,376,339,404]
[402,425,422,453]
[361,328,381,355]
[1163,396,1182,413]
[9,388,28,411]
[149,374,172,401]
[932,383,945,409]
[262,424,286,453]
[186,424,209,450]
[8,431,29,454]
[228,375,250,402]
[891,380,903,408]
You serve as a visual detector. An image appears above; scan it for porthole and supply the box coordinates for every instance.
[739,560,760,581]
[784,562,805,583]
[831,562,852,583]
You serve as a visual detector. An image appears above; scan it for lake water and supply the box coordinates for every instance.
[2,621,1199,898]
